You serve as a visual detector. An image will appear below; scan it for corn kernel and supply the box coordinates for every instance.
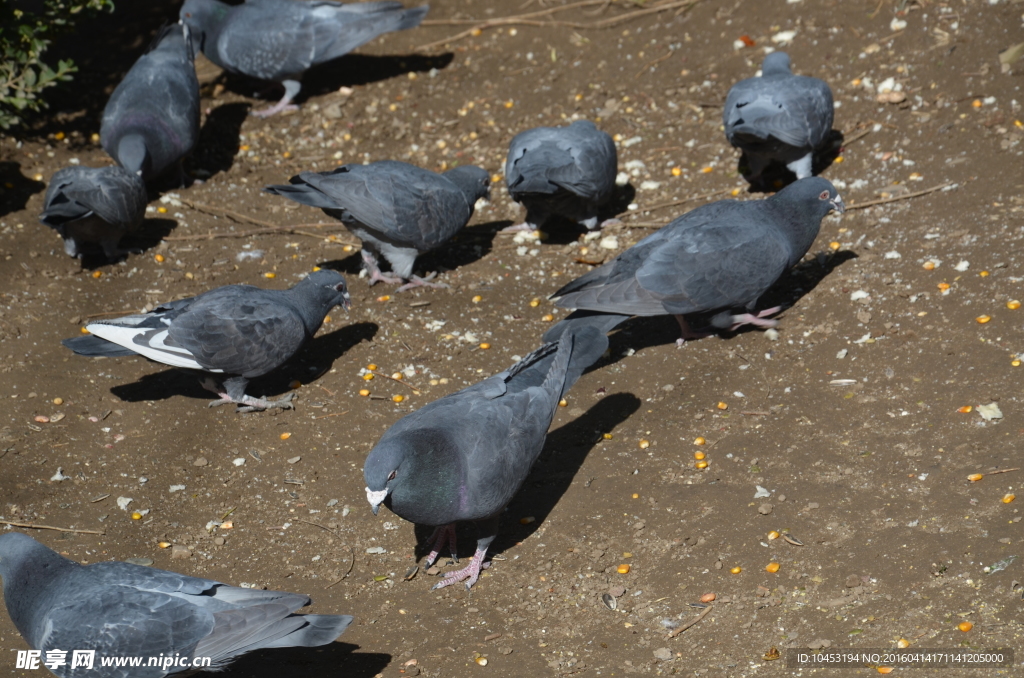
[617,564,631,574]
[729,566,742,574]
[694,451,706,461]
[131,512,142,520]
[1007,300,1020,310]
[53,397,63,405]
[363,373,374,381]
[505,100,514,109]
[976,315,991,324]
[694,436,706,446]
[897,638,910,649]
[154,254,165,263]
[475,657,488,666]
[358,389,370,396]
[520,516,535,525]
[558,398,567,407]
[603,433,613,440]
[972,99,982,108]
[343,245,354,252]
[280,432,291,440]
[91,270,103,279]
[958,405,972,413]
[765,562,780,573]
[324,316,332,324]
[367,364,378,371]
[157,206,168,214]
[377,295,391,302]
[391,372,403,380]
[638,439,650,449]
[671,167,682,177]
[263,272,276,279]
[700,592,716,603]
[923,261,935,270]
[158,541,171,548]
[289,380,301,389]
[529,298,541,307]
[632,493,639,499]
[1013,360,1021,367]
[1003,493,1016,504]
[91,133,100,143]
[768,530,781,540]
[471,28,482,37]
[80,326,90,334]
[472,295,483,303]
[958,621,973,632]
[542,314,555,322]
[834,156,845,164]
[829,241,841,251]
[701,166,713,173]
[623,552,632,558]
[695,460,708,469]
[716,401,728,410]
[967,473,984,482]
[979,270,989,277]
[937,282,950,291]
[392,394,405,403]
[877,668,894,675]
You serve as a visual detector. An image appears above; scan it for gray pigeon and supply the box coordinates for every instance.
[0,532,352,678]
[543,177,845,347]
[265,161,490,291]
[180,0,429,118]
[61,270,351,412]
[101,24,200,184]
[723,51,834,183]
[504,120,618,232]
[39,166,147,261]
[364,326,606,590]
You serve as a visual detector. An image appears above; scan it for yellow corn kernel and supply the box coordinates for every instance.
[477,342,490,350]
[877,668,894,675]
[53,397,63,405]
[694,451,706,461]
[923,261,936,270]
[471,28,482,37]
[638,439,650,449]
[289,380,301,389]
[976,315,991,324]
[694,436,706,445]
[768,530,781,540]
[542,314,555,322]
[603,433,613,440]
[967,473,984,482]
[92,271,103,279]
[979,270,990,277]
[158,541,171,548]
[391,372,403,380]
[937,282,950,291]
[377,295,391,302]
[765,562,780,573]
[695,460,708,469]
[1007,300,1020,310]
[475,657,488,666]
[358,389,370,396]
[280,432,291,440]
[701,166,713,173]
[324,316,332,324]
[363,373,374,381]
[520,516,535,525]
[1003,493,1016,504]
[131,512,142,520]
[671,167,682,176]
[392,394,405,403]
[157,206,168,214]
[154,254,165,263]
[558,398,567,407]
[829,241,841,251]
[716,401,728,410]
[972,99,982,108]
[617,564,631,574]
[958,621,973,632]
[729,566,742,574]
[631,493,639,499]
[834,156,845,164]
[312,266,321,272]
[80,326,90,334]
[367,364,378,371]
[958,405,973,413]
[897,638,910,649]
[1013,360,1021,367]
[730,187,742,196]
[504,100,514,108]
[263,272,276,279]
[529,298,541,307]
[472,295,483,303]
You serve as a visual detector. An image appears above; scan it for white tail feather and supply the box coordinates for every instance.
[86,323,218,372]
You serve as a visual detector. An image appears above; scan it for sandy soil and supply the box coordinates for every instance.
[2,0,1024,676]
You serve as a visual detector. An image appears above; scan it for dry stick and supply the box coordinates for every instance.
[374,372,422,394]
[83,310,132,319]
[986,468,1020,476]
[164,226,357,243]
[845,181,954,211]
[420,0,606,26]
[2,520,104,535]
[174,199,361,245]
[841,128,873,147]
[326,547,356,588]
[634,48,675,78]
[668,604,714,638]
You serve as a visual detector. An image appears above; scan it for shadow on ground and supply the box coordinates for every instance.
[189,102,251,180]
[737,129,846,194]
[218,643,390,678]
[0,162,46,218]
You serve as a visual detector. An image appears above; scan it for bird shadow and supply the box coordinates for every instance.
[411,393,642,561]
[738,129,846,194]
[107,322,378,404]
[512,184,638,246]
[592,248,858,362]
[216,643,390,678]
[188,102,251,180]
[75,218,180,270]
[0,162,46,218]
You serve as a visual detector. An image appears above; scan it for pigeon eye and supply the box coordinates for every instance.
[819,190,829,200]
[387,470,396,481]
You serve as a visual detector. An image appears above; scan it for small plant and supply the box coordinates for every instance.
[0,0,115,130]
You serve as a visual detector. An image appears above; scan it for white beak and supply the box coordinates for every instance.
[366,487,388,515]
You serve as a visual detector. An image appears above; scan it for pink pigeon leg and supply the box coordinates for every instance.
[251,80,301,118]
[362,250,403,286]
[396,272,448,293]
[423,524,458,568]
[430,544,492,591]
[728,306,782,331]
[674,314,714,347]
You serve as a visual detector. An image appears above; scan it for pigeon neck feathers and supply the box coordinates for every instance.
[0,534,80,647]
[761,51,792,77]
[766,177,840,265]
[367,429,465,525]
[441,166,491,207]
[284,271,349,335]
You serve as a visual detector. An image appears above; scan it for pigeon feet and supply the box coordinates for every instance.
[674,315,714,348]
[201,378,295,413]
[396,272,447,293]
[597,218,623,230]
[423,524,458,568]
[367,269,404,286]
[729,306,781,331]
[251,102,299,118]
[431,546,491,591]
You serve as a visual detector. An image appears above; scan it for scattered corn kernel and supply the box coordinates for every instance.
[377,295,391,302]
[1007,300,1020,310]
[33,173,43,181]
[529,298,541,307]
[768,530,781,540]
[603,433,613,440]
[671,167,682,177]
[694,436,706,445]
[829,241,841,251]
[1003,493,1016,504]
[367,364,378,371]
[520,516,535,525]
[877,668,894,675]
[695,460,708,469]
[1017,120,1024,128]
[923,261,936,270]
[976,315,991,324]
[472,295,483,303]
[131,512,142,520]
[392,394,405,403]
[972,99,982,108]
[475,657,488,666]
[504,100,514,108]
[897,638,910,649]
[289,380,301,389]
[80,326,90,334]
[342,245,354,252]
[694,451,706,461]
[958,621,973,632]
[359,389,370,396]
[765,562,780,573]
[471,28,482,37]
[1013,360,1021,367]
[967,473,984,482]
[979,270,990,277]
[730,187,742,196]
[700,592,716,603]
[958,405,973,413]
[558,398,568,407]
[264,272,276,279]
[701,166,713,173]
[617,564,631,574]
[632,493,639,499]
[638,439,650,449]
[154,254,165,263]
[90,133,100,143]
[391,372,403,380]
[158,541,171,548]
[363,373,374,381]
[542,314,555,322]
[280,432,291,440]
[834,156,845,164]
[52,397,63,406]
[324,316,331,323]
[475,343,490,351]
[729,566,742,574]
[157,206,168,214]
[937,282,950,291]
[716,401,728,410]
[90,270,104,279]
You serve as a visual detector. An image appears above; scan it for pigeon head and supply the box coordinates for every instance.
[0,533,77,635]
[761,51,792,76]
[179,0,229,49]
[769,177,844,263]
[443,165,492,205]
[364,437,409,516]
[300,269,352,312]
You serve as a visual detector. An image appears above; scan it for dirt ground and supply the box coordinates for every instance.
[2,0,1024,676]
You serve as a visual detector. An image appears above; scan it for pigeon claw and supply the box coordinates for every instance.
[396,273,448,293]
[236,392,296,414]
[430,551,490,591]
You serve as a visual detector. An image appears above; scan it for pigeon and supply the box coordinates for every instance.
[101,23,201,184]
[543,177,845,347]
[364,326,606,590]
[180,0,429,118]
[39,166,147,261]
[503,120,619,232]
[0,532,352,678]
[265,161,490,291]
[61,270,351,412]
[723,51,834,183]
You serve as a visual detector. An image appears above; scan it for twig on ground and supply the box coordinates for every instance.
[326,546,356,588]
[845,181,954,211]
[668,604,714,638]
[2,520,104,535]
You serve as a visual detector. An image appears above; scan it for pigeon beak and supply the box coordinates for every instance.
[830,195,846,214]
[371,504,380,516]
[366,487,388,515]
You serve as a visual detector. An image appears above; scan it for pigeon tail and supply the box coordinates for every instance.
[61,335,139,358]
[559,324,611,396]
[314,4,429,64]
[263,181,339,210]
[258,614,353,649]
